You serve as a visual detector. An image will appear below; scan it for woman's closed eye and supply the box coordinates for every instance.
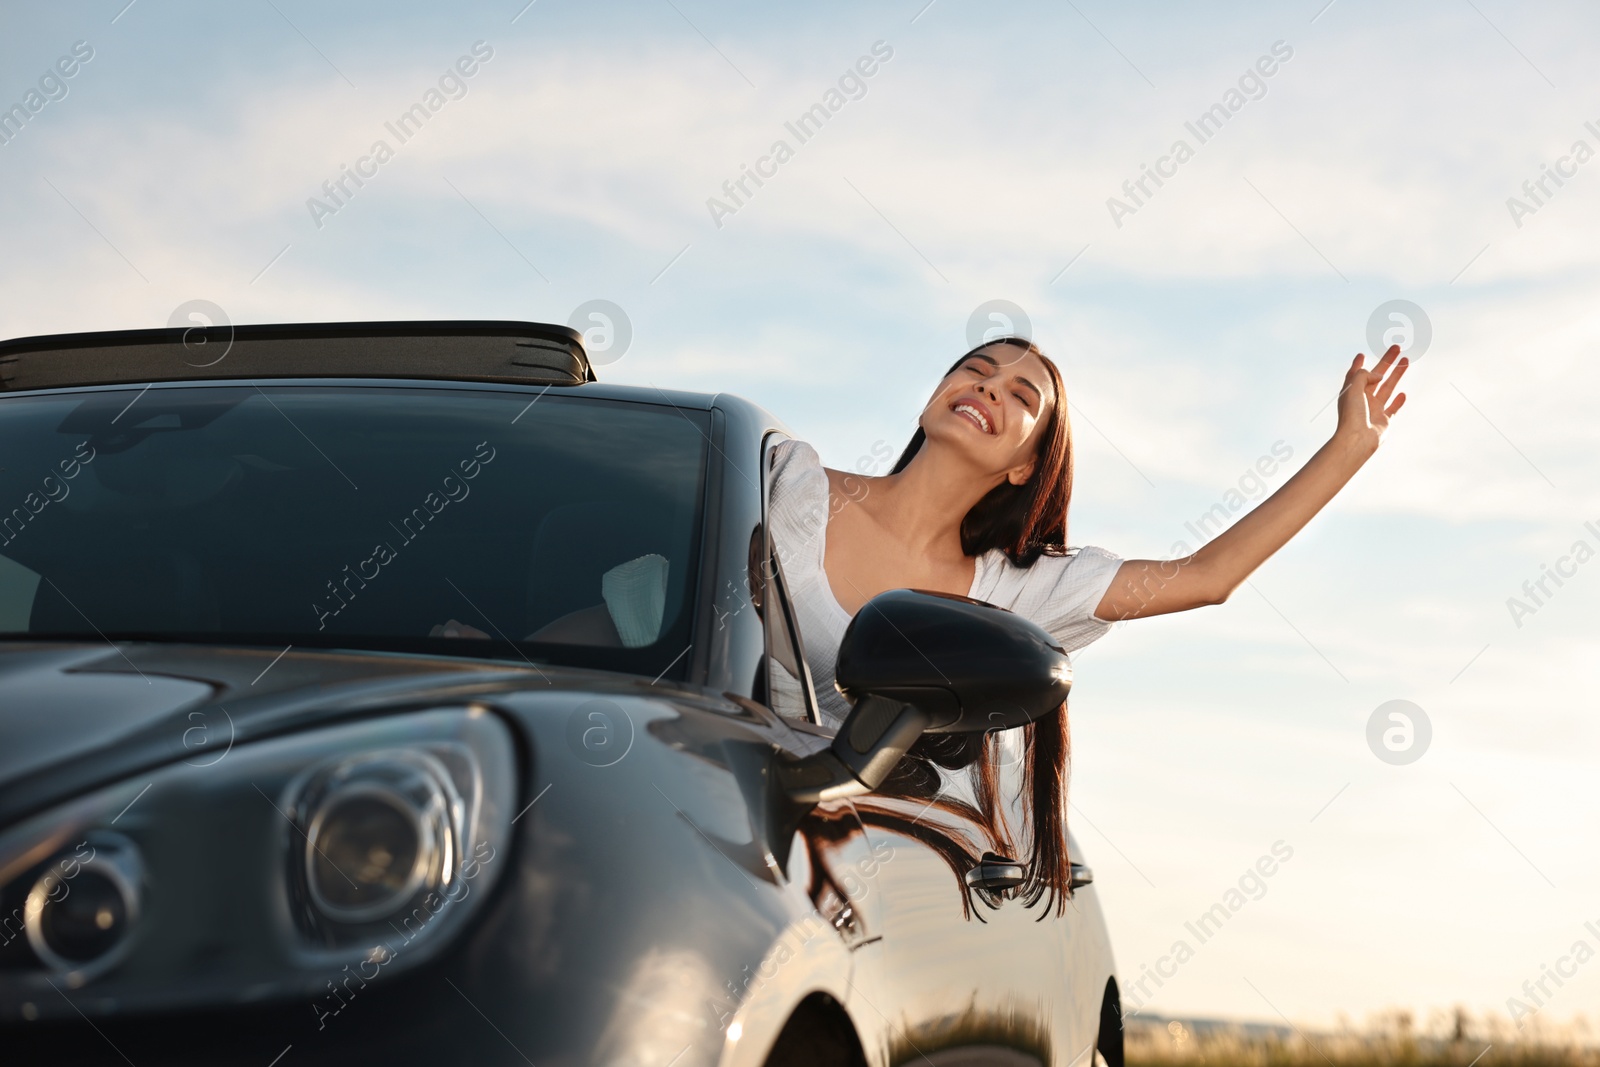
[961,362,1034,409]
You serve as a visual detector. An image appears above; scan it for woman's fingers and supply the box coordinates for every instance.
[1365,345,1400,391]
[1374,355,1409,406]
[1339,346,1409,432]
[1343,355,1368,398]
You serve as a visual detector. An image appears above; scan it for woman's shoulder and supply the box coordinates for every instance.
[767,439,831,569]
[1040,544,1122,571]
[974,544,1124,652]
[769,437,822,477]
[768,438,828,505]
[1030,545,1123,596]
[981,543,1122,577]
[772,441,881,533]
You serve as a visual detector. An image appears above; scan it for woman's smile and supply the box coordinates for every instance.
[951,397,995,434]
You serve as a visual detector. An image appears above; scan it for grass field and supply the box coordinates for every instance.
[1126,1011,1600,1067]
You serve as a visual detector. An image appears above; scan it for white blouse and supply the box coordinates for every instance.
[768,439,1124,728]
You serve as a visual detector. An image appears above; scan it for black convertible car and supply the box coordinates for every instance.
[0,321,1123,1066]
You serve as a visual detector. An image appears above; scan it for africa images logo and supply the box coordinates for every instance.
[1106,41,1294,228]
[306,42,494,229]
[705,40,894,229]
[0,40,94,147]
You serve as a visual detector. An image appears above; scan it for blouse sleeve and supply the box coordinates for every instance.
[766,439,829,579]
[1021,545,1124,653]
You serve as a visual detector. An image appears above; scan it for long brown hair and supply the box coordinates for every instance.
[889,336,1078,916]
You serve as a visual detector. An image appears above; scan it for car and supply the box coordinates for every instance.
[0,320,1124,1066]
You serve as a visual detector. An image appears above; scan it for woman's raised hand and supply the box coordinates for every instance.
[1336,343,1409,450]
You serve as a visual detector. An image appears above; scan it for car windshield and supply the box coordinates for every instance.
[0,383,708,679]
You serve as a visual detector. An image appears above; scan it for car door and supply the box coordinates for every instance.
[757,434,1097,1067]
[826,742,1096,1067]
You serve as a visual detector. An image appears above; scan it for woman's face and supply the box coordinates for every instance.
[919,344,1057,484]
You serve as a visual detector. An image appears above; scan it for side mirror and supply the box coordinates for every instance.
[778,589,1072,804]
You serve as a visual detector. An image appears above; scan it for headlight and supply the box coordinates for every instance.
[0,707,517,1021]
[295,752,459,930]
[307,775,440,921]
[23,833,142,977]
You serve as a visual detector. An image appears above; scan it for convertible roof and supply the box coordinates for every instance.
[0,320,594,393]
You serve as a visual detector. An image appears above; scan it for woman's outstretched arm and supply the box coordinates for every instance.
[1094,345,1409,622]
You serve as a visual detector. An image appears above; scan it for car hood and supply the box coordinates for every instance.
[0,640,588,827]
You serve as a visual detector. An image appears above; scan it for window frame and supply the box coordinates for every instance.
[759,432,822,728]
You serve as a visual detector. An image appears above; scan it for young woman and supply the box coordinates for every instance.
[766,336,1408,910]
[770,336,1408,725]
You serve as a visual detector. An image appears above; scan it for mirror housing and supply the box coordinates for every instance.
[778,589,1073,804]
[835,589,1073,731]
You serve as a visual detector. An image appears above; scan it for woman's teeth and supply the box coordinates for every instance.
[953,402,991,434]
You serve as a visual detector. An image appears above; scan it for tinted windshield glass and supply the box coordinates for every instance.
[0,384,708,679]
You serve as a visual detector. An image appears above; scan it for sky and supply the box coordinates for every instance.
[2,0,1598,1035]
